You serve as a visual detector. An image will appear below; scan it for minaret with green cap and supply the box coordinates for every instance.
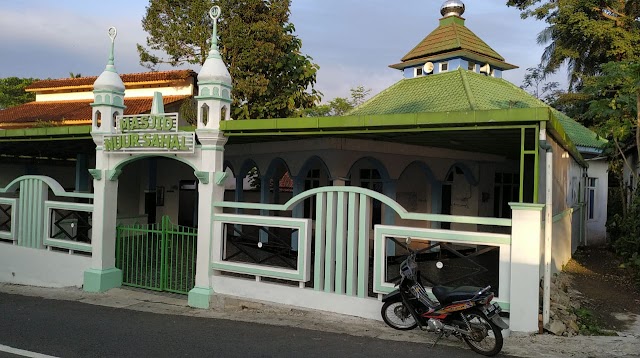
[196,6,232,130]
[91,27,126,134]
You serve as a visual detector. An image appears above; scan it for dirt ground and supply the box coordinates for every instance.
[563,246,640,333]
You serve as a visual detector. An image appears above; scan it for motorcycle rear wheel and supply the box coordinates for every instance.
[381,300,418,330]
[460,309,503,357]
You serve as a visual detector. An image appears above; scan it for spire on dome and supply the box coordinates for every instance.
[440,0,465,17]
[197,6,232,85]
[93,27,125,92]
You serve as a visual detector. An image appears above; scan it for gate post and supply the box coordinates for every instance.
[508,202,544,333]
[84,168,122,292]
[188,5,232,309]
[83,27,124,292]
[188,131,227,309]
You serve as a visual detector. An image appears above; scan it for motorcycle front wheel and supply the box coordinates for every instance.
[381,300,418,330]
[460,309,503,357]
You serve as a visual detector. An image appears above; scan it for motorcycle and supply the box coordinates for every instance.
[381,239,508,356]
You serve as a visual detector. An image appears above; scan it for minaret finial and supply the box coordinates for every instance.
[107,27,117,70]
[207,6,222,59]
[440,0,465,17]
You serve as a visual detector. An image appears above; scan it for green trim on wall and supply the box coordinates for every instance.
[214,186,512,227]
[0,125,92,140]
[88,169,102,181]
[106,169,122,181]
[509,202,545,211]
[83,267,122,292]
[220,108,550,134]
[0,175,94,199]
[0,198,17,240]
[188,286,214,309]
[214,172,228,185]
[210,213,311,282]
[194,171,210,184]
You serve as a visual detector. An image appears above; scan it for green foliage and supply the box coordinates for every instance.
[506,0,640,89]
[138,0,213,68]
[138,0,320,120]
[303,86,371,117]
[520,64,562,104]
[573,307,617,335]
[0,77,38,109]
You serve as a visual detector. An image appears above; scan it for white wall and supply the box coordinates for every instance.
[0,243,90,287]
[586,159,608,245]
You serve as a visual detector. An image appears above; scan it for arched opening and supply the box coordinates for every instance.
[296,156,331,219]
[112,111,120,129]
[200,103,209,126]
[114,155,199,294]
[95,110,102,128]
[396,161,436,228]
[441,163,477,230]
[220,105,227,121]
[347,157,391,229]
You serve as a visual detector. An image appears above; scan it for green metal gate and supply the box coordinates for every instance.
[116,216,197,294]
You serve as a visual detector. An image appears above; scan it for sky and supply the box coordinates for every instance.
[0,0,566,102]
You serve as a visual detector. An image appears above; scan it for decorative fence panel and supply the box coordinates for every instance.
[212,186,513,312]
[0,176,94,251]
[0,198,17,242]
[116,216,197,294]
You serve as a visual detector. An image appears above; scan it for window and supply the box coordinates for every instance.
[440,62,449,72]
[415,67,423,77]
[494,172,519,219]
[468,61,475,71]
[304,169,321,218]
[587,177,597,220]
[360,169,382,228]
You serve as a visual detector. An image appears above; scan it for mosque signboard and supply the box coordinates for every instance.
[103,113,195,154]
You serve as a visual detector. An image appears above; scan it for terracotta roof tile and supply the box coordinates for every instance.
[26,70,196,91]
[0,95,190,127]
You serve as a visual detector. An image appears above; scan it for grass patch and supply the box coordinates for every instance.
[573,308,617,336]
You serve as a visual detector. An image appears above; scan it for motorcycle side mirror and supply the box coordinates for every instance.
[405,237,412,245]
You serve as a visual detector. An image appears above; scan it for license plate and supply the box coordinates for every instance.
[482,303,501,317]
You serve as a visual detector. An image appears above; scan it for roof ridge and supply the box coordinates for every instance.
[458,68,476,110]
[453,23,461,48]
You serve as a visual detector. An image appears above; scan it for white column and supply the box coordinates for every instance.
[83,146,122,292]
[188,129,227,309]
[508,202,544,333]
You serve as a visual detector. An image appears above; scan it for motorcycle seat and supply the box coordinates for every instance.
[432,285,484,305]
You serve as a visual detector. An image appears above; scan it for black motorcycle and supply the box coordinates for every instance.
[381,239,508,356]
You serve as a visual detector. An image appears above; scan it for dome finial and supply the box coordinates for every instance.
[207,6,222,59]
[107,27,117,67]
[440,0,465,17]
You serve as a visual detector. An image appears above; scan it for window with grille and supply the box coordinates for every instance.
[494,172,519,219]
[360,169,382,228]
[303,169,321,218]
[587,177,597,220]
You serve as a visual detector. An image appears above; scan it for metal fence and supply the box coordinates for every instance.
[116,216,197,294]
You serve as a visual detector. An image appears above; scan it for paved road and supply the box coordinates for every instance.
[0,292,510,358]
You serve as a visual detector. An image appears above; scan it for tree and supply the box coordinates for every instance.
[580,61,640,188]
[0,77,38,110]
[506,0,640,89]
[520,64,561,104]
[138,0,320,120]
[303,86,372,117]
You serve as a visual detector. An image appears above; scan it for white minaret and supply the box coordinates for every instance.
[91,27,125,134]
[196,6,232,130]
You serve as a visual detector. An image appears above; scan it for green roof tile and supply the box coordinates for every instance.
[349,69,547,116]
[401,17,504,63]
[348,68,604,152]
[554,111,607,149]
